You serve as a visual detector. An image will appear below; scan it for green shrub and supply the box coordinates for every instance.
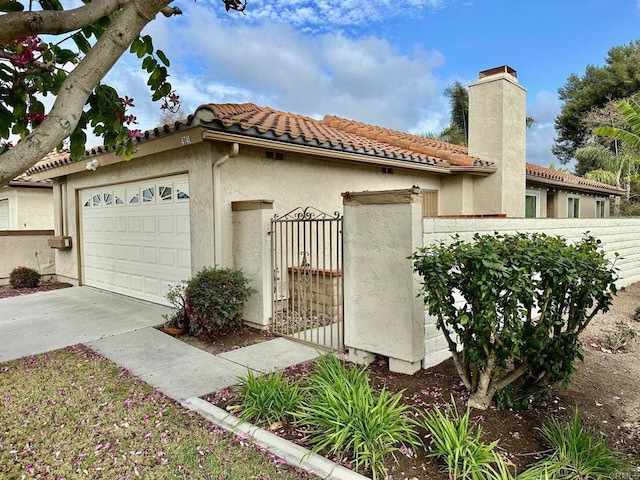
[631,306,640,322]
[186,267,254,337]
[236,369,302,425]
[293,355,420,480]
[421,399,514,480]
[9,266,41,289]
[412,233,618,410]
[519,409,630,480]
[162,280,190,330]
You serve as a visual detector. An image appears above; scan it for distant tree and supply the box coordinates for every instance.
[548,163,569,173]
[423,82,534,147]
[591,98,640,202]
[443,81,469,146]
[553,41,640,163]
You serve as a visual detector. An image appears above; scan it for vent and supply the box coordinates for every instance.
[266,151,286,160]
[381,167,393,174]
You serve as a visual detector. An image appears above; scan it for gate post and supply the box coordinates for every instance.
[342,188,425,374]
[231,200,273,328]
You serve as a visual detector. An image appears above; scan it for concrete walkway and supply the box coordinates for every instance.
[0,286,322,400]
[0,286,364,479]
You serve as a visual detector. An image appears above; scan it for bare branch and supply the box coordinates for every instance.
[0,0,128,46]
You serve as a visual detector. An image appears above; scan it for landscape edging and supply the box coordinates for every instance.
[185,397,371,480]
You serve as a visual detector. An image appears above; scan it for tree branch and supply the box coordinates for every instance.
[0,0,172,186]
[0,0,128,46]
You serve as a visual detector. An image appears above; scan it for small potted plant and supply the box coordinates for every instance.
[163,280,190,335]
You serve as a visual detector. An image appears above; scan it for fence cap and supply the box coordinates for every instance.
[342,188,422,205]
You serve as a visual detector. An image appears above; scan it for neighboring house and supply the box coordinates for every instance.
[0,168,55,284]
[25,65,624,307]
[0,172,53,230]
[525,164,622,219]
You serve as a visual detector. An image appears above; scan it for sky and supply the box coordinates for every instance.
[100,0,640,169]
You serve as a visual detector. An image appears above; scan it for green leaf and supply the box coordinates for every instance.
[72,33,91,55]
[156,49,170,67]
[69,129,87,160]
[0,1,24,12]
[142,35,153,55]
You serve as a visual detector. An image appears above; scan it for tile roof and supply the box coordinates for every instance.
[195,103,489,169]
[526,163,624,196]
[21,102,624,197]
[26,119,193,176]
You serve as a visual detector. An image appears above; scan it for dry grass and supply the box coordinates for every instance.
[0,345,316,480]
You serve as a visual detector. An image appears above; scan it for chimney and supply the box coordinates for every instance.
[468,65,526,217]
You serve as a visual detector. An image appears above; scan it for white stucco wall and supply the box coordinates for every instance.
[343,189,425,374]
[0,232,55,284]
[469,70,527,217]
[216,144,442,268]
[0,187,53,230]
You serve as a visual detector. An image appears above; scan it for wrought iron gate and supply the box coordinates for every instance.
[270,206,344,351]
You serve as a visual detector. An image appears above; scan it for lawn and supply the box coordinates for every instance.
[0,345,317,480]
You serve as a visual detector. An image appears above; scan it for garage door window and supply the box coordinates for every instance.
[142,187,155,203]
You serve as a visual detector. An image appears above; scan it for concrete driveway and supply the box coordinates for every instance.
[0,286,169,362]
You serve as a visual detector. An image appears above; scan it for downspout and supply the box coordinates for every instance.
[213,142,239,266]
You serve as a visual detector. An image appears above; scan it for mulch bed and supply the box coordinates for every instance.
[0,282,73,299]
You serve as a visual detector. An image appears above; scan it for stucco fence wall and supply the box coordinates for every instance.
[0,230,56,285]
[342,188,640,374]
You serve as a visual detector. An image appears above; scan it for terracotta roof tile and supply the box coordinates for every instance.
[22,102,622,198]
[526,163,624,195]
[195,103,485,168]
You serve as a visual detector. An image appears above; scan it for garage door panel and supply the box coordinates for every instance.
[115,217,127,232]
[81,174,191,305]
[159,248,176,267]
[142,216,156,233]
[143,246,157,265]
[177,216,190,234]
[177,249,190,269]
[128,216,141,233]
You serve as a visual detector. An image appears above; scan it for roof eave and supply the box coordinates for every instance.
[28,126,206,181]
[202,129,479,176]
[526,175,625,196]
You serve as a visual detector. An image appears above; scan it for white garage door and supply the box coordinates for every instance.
[80,174,191,305]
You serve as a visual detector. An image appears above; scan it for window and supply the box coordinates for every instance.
[596,198,606,218]
[525,190,540,218]
[568,195,580,218]
[142,187,155,203]
[0,198,9,229]
[159,185,173,202]
[422,190,438,217]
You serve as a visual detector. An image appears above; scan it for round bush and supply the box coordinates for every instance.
[186,267,254,337]
[10,266,41,289]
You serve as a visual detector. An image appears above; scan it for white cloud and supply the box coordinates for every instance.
[526,90,562,168]
[217,0,448,29]
[108,3,450,137]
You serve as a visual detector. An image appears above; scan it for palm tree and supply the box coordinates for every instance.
[422,82,536,147]
[574,145,636,190]
[592,99,640,198]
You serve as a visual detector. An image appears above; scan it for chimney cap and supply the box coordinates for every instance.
[479,65,517,79]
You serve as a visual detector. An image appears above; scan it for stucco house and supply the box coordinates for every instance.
[25,65,623,310]
[0,172,53,230]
